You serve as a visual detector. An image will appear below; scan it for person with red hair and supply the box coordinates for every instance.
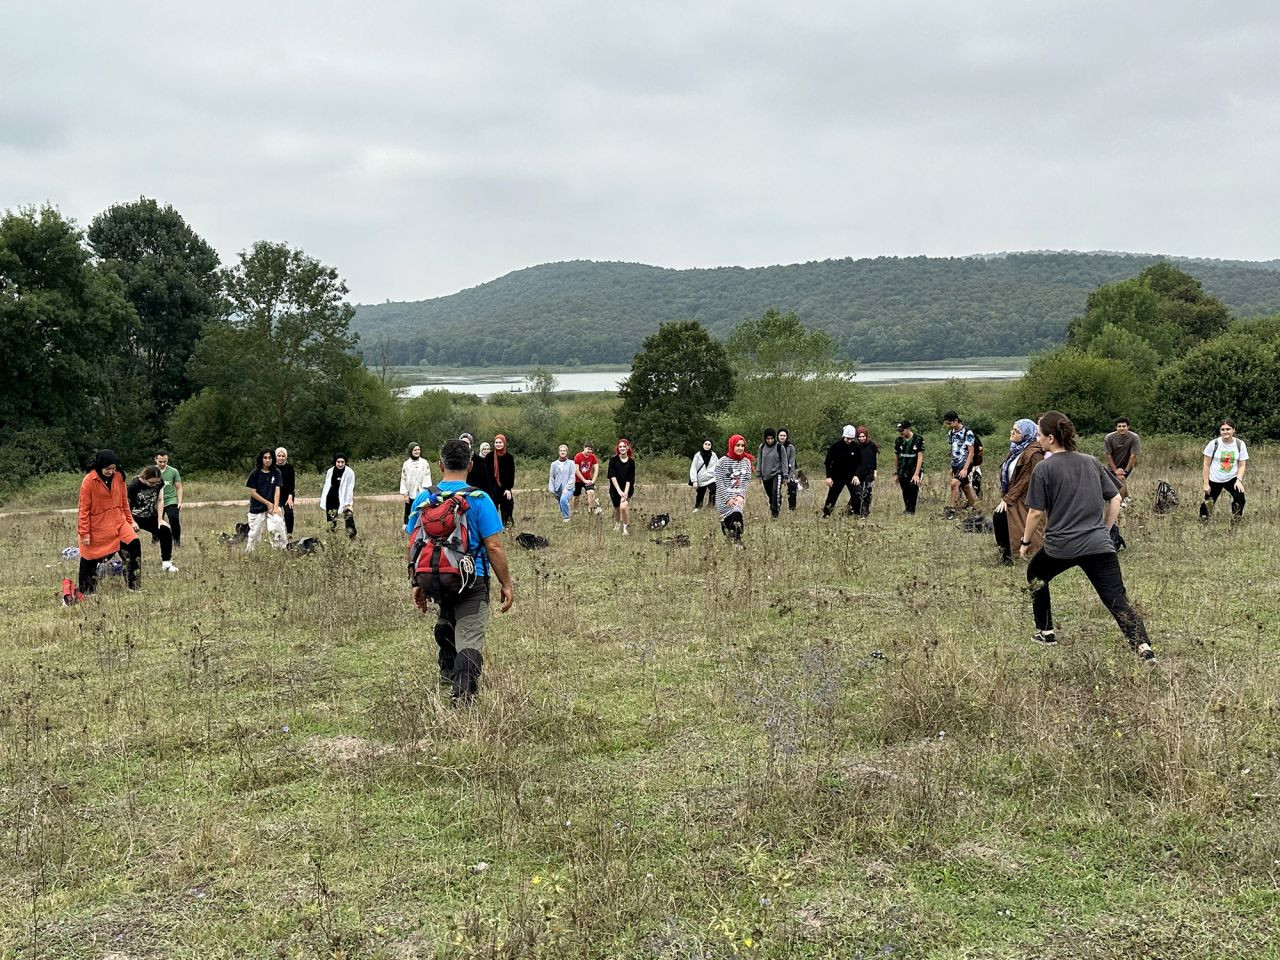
[607,438,636,534]
[714,435,754,542]
[491,434,516,527]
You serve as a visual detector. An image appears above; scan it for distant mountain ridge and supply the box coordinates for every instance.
[353,252,1280,367]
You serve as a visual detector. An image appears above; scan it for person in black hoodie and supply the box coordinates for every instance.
[275,446,297,535]
[822,425,863,517]
[491,434,517,527]
[853,426,879,517]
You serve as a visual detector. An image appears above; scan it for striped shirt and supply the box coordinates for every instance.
[713,457,754,519]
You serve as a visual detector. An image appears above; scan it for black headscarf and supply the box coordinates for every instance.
[94,449,119,488]
[332,453,347,480]
[698,440,714,467]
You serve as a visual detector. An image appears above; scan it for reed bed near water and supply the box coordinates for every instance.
[0,441,1277,959]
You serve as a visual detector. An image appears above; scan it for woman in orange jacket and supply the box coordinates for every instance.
[77,449,141,593]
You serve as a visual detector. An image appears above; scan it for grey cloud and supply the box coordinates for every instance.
[3,1,1278,301]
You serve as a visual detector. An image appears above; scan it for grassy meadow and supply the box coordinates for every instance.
[1,439,1277,958]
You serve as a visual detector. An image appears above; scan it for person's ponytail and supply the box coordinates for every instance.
[1037,411,1078,451]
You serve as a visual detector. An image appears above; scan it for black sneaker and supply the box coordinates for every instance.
[1033,630,1057,645]
[1136,642,1157,663]
[944,507,957,520]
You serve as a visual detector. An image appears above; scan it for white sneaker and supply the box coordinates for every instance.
[614,522,621,531]
[622,525,629,536]
[692,507,700,512]
[594,506,603,515]
[161,561,179,573]
[562,518,570,523]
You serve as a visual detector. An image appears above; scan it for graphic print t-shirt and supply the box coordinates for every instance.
[895,435,924,479]
[948,428,975,468]
[573,452,598,483]
[1204,439,1248,483]
[127,477,164,522]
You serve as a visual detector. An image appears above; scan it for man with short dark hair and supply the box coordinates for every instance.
[573,442,603,515]
[1103,418,1140,501]
[943,411,977,519]
[155,450,183,547]
[893,421,924,514]
[406,439,515,703]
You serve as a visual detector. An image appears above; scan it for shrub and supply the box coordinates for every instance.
[1010,348,1146,434]
[1152,329,1280,439]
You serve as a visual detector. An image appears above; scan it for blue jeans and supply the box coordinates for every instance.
[554,485,572,519]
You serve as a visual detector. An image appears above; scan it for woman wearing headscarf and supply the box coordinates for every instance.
[467,441,494,493]
[607,438,636,535]
[688,439,719,511]
[76,449,141,594]
[777,427,798,511]
[492,434,517,527]
[320,453,357,538]
[714,434,754,542]
[400,442,433,526]
[548,444,576,522]
[757,427,785,518]
[853,427,879,517]
[993,418,1045,564]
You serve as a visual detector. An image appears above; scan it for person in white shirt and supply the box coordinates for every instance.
[321,454,357,537]
[400,442,433,526]
[1200,419,1248,521]
[688,439,720,511]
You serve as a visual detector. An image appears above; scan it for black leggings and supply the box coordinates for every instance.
[762,475,783,517]
[284,503,295,535]
[498,493,514,526]
[721,511,744,542]
[854,478,874,517]
[822,481,859,516]
[786,479,797,511]
[163,504,182,546]
[78,539,142,594]
[327,508,358,538]
[694,483,716,509]
[1026,549,1148,648]
[898,477,920,514]
[1200,479,1245,518]
[993,509,1012,562]
[137,516,173,562]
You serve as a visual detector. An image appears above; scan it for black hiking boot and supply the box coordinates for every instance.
[1032,630,1057,646]
[451,649,483,705]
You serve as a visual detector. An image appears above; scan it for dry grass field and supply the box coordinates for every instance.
[1,439,1277,958]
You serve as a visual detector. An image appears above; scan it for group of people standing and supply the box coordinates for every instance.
[243,447,354,551]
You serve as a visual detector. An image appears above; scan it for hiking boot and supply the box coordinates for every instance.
[1032,630,1057,646]
[451,649,483,705]
[943,507,957,520]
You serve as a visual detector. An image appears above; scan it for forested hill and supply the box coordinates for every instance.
[353,253,1280,366]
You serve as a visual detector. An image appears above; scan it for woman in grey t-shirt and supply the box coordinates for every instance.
[1019,411,1155,661]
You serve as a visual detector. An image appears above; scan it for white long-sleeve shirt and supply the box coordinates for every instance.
[400,457,432,498]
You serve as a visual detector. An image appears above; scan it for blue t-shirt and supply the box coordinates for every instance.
[246,468,282,514]
[948,428,975,469]
[406,481,502,576]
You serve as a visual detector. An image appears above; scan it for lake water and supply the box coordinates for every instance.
[402,367,1025,398]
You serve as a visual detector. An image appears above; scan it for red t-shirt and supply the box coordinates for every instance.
[573,452,598,483]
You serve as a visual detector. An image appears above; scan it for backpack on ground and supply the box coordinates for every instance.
[1155,480,1179,514]
[408,485,485,601]
[647,513,670,530]
[970,432,984,467]
[515,532,550,550]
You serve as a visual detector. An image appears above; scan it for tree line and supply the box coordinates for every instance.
[354,254,1280,368]
[0,200,400,487]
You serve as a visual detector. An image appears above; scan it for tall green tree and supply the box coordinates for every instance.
[88,198,221,439]
[0,205,137,474]
[725,309,859,452]
[173,241,397,468]
[616,320,735,455]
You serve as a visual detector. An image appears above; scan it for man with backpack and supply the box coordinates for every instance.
[405,439,515,704]
[943,411,981,519]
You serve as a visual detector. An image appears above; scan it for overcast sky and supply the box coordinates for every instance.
[3,1,1276,303]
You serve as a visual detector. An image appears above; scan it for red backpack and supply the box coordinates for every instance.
[407,485,485,601]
